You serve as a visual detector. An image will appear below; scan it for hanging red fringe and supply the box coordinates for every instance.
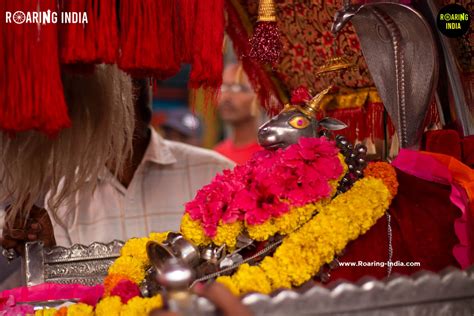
[178,0,197,64]
[188,0,224,106]
[0,0,70,136]
[59,0,118,64]
[119,0,181,78]
[365,102,395,141]
[318,107,366,144]
[184,0,224,107]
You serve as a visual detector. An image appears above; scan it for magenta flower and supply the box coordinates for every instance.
[110,279,141,303]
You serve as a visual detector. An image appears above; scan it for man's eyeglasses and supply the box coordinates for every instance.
[220,84,252,93]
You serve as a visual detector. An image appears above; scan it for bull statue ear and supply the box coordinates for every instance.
[319,117,347,131]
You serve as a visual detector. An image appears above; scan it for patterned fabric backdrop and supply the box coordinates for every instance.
[225,0,469,142]
[272,0,374,92]
[229,0,375,104]
[227,0,472,102]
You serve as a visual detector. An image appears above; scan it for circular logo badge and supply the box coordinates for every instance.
[437,4,470,38]
[12,11,26,24]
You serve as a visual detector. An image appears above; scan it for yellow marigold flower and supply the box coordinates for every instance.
[213,221,243,249]
[180,213,211,246]
[54,307,67,316]
[246,219,278,241]
[260,257,291,289]
[216,276,240,296]
[66,303,93,316]
[35,308,57,316]
[148,232,169,243]
[95,296,122,316]
[120,237,150,267]
[364,162,398,198]
[108,256,145,285]
[232,264,272,294]
[120,296,147,316]
[143,295,163,314]
[274,202,319,235]
[120,296,163,316]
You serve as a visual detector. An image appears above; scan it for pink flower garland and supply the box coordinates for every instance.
[185,138,343,237]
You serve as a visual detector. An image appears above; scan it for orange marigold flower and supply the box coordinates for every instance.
[104,273,132,296]
[364,162,398,198]
[54,307,68,316]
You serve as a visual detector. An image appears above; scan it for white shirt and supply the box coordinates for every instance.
[50,130,234,246]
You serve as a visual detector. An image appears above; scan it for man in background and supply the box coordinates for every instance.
[214,64,263,164]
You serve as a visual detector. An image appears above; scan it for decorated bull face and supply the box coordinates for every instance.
[258,109,317,149]
[258,86,347,150]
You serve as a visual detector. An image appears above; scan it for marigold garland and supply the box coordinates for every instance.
[120,296,163,316]
[31,145,399,315]
[181,213,211,246]
[148,232,171,243]
[364,162,398,198]
[215,276,240,296]
[35,308,58,316]
[65,303,94,316]
[95,296,122,316]
[216,175,395,295]
[213,220,243,249]
[52,295,163,316]
[107,232,170,286]
[119,237,150,266]
[104,274,132,296]
[107,256,145,285]
[54,307,67,316]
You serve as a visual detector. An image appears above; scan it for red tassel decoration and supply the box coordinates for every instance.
[189,0,224,89]
[249,0,282,65]
[59,0,118,64]
[365,102,396,141]
[188,0,224,93]
[119,0,181,78]
[320,108,366,143]
[179,0,197,64]
[0,0,70,136]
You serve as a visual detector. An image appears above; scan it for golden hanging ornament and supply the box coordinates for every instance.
[258,0,277,22]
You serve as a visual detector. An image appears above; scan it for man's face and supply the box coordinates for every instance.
[218,65,256,124]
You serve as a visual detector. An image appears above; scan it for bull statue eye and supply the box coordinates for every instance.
[288,115,310,129]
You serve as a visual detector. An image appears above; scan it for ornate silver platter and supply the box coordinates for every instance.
[205,266,474,315]
[23,240,124,286]
[22,240,474,315]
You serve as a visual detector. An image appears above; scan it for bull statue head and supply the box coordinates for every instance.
[258,86,347,150]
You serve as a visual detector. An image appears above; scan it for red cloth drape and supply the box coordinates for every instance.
[328,168,462,283]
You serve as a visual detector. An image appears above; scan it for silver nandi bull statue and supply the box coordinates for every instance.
[257,86,348,150]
